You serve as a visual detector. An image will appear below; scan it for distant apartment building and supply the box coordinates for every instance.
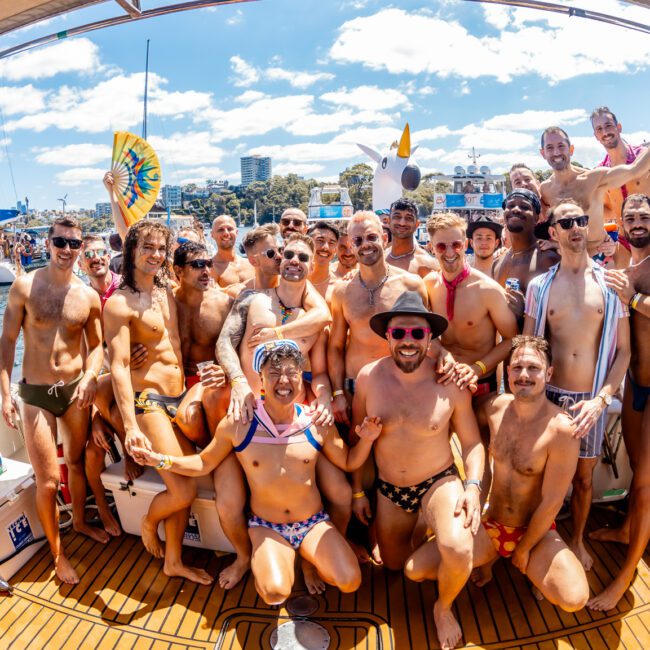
[162,185,183,209]
[240,155,272,187]
[95,202,112,218]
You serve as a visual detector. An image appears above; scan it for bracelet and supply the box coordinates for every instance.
[630,293,642,310]
[230,376,248,387]
[84,369,98,381]
[352,490,366,499]
[474,360,487,376]
[155,454,172,470]
[274,326,283,340]
[332,389,344,398]
[464,479,482,492]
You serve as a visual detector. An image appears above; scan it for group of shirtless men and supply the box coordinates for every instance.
[1,106,649,650]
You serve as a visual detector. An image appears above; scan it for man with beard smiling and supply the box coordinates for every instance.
[352,291,484,650]
[524,198,631,571]
[279,207,308,240]
[385,198,439,278]
[493,190,560,326]
[539,126,650,256]
[406,336,588,617]
[588,193,650,611]
[307,220,339,302]
[333,221,357,279]
[210,215,254,295]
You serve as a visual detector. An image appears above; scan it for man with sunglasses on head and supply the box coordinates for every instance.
[386,198,439,278]
[351,291,484,650]
[210,215,254,297]
[279,207,308,240]
[0,216,105,585]
[524,198,631,572]
[103,220,213,586]
[307,221,339,302]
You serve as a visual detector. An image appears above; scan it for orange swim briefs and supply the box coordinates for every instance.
[482,515,557,558]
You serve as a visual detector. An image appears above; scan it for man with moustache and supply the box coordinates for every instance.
[0,217,104,584]
[385,198,439,278]
[210,215,254,294]
[588,193,650,610]
[539,126,650,256]
[352,292,484,650]
[333,221,357,279]
[307,221,339,302]
[279,207,308,240]
[493,190,560,326]
[467,215,503,276]
[524,198,631,571]
[406,336,589,615]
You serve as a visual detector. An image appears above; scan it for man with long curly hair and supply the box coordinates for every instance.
[103,220,213,585]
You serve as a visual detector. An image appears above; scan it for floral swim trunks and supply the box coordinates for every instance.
[248,510,330,550]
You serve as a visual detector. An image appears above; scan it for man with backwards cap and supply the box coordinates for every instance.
[467,214,503,277]
[493,189,560,326]
[351,291,485,650]
[131,340,380,605]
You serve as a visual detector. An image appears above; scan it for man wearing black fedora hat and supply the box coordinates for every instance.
[351,290,485,650]
[467,214,503,277]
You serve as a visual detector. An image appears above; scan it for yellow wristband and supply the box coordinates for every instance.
[332,389,344,398]
[275,327,283,340]
[474,360,487,376]
[85,369,98,381]
[352,491,366,499]
[630,293,642,310]
[156,454,172,471]
[230,376,248,387]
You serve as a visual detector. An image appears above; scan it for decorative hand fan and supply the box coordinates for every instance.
[110,131,161,230]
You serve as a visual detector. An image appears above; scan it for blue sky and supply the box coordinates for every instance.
[1,0,650,210]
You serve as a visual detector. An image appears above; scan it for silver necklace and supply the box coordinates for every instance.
[629,253,650,268]
[359,269,389,305]
[388,247,415,260]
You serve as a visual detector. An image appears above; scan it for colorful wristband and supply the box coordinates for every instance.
[630,293,642,310]
[474,360,487,376]
[352,490,366,499]
[332,389,344,398]
[156,454,172,471]
[230,376,248,387]
[274,327,283,340]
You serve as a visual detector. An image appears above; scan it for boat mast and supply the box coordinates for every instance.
[142,39,150,140]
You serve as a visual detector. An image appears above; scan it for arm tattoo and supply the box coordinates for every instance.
[216,291,255,380]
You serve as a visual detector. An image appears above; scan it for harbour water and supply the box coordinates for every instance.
[0,285,23,381]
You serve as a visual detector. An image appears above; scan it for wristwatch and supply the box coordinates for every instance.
[464,479,482,492]
[598,391,612,408]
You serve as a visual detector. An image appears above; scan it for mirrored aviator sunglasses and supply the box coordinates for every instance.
[84,248,108,259]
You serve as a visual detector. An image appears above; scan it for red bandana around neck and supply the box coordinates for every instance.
[442,263,470,321]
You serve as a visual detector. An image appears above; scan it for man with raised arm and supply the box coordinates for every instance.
[352,292,484,650]
[523,198,630,571]
[209,215,254,295]
[307,220,339,302]
[385,198,438,278]
[0,216,104,584]
[539,125,650,255]
[132,341,380,605]
[406,336,589,616]
[103,220,212,585]
[588,193,650,610]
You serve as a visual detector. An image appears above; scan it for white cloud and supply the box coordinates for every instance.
[148,132,224,167]
[234,90,267,104]
[230,55,260,87]
[288,108,395,137]
[0,84,47,115]
[456,125,536,151]
[170,166,227,185]
[329,7,650,83]
[0,39,102,81]
[483,109,589,131]
[273,162,325,176]
[34,143,112,166]
[226,9,244,25]
[265,67,335,89]
[321,85,409,110]
[413,126,453,141]
[55,167,105,186]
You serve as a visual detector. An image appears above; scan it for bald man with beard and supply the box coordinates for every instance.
[210,215,254,295]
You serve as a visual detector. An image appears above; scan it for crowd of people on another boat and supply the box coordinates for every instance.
[1,106,650,650]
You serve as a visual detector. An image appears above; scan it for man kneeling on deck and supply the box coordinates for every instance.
[131,340,379,603]
[352,291,485,650]
[406,335,589,615]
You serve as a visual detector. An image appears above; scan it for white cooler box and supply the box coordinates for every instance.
[101,460,234,553]
[0,457,46,580]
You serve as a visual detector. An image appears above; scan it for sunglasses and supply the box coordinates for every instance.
[387,327,431,340]
[551,215,589,230]
[260,246,283,259]
[51,236,83,250]
[186,258,213,269]
[84,248,108,259]
[283,249,310,263]
[434,240,464,254]
[281,218,306,227]
[351,233,381,247]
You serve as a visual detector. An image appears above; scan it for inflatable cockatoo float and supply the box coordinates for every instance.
[357,123,421,214]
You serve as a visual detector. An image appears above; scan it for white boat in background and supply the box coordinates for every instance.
[0,261,16,286]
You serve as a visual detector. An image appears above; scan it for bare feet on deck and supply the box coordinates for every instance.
[301,559,326,595]
[163,561,213,585]
[74,521,110,544]
[218,555,249,590]
[141,515,164,558]
[589,525,629,545]
[433,600,463,650]
[97,505,122,537]
[124,455,144,482]
[587,575,631,612]
[570,539,594,571]
[470,564,494,588]
[349,540,372,564]
[54,554,79,585]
